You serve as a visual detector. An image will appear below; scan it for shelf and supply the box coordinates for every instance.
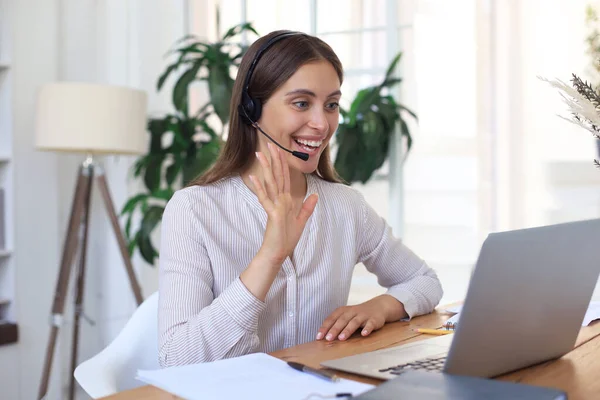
[0,298,9,306]
[0,156,11,163]
[0,250,12,258]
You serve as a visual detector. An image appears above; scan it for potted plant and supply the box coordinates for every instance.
[121,22,258,265]
[334,52,416,184]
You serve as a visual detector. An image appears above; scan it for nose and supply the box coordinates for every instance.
[307,108,329,134]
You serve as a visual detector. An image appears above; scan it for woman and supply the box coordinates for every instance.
[158,30,443,368]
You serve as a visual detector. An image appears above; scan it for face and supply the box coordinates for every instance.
[257,60,341,174]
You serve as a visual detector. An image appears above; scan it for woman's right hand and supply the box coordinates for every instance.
[249,142,319,266]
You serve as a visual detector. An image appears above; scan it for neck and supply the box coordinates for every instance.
[241,160,307,200]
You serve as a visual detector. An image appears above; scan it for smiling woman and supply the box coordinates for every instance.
[156,30,443,368]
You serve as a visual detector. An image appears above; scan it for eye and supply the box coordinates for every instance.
[293,101,309,109]
[326,101,340,111]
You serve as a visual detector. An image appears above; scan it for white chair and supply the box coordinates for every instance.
[74,291,160,398]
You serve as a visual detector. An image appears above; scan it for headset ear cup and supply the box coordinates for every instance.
[251,98,262,122]
[239,91,262,125]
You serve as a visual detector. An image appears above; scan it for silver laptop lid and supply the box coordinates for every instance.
[445,218,600,378]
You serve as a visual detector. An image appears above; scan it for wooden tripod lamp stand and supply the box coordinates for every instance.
[33,82,148,400]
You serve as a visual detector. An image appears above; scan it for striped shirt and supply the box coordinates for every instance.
[158,173,443,368]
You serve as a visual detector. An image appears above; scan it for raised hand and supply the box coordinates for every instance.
[249,142,318,265]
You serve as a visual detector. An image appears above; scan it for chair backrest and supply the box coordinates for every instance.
[74,291,160,398]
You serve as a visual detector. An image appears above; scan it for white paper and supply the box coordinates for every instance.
[444,301,600,327]
[582,301,600,326]
[136,352,374,400]
[444,305,463,314]
[444,313,460,326]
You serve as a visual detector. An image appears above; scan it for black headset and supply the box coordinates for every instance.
[238,31,304,125]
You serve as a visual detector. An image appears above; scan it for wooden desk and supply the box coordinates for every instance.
[101,307,600,400]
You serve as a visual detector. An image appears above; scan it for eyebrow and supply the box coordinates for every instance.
[284,89,342,97]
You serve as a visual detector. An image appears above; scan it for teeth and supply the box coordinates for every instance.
[296,138,322,148]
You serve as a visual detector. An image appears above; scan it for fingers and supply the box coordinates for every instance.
[297,193,318,224]
[361,319,377,337]
[338,315,369,341]
[280,146,291,194]
[248,174,273,211]
[316,308,345,340]
[267,143,284,193]
[324,312,357,341]
[317,307,385,341]
[255,151,278,201]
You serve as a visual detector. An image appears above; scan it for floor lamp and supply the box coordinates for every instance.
[33,82,148,400]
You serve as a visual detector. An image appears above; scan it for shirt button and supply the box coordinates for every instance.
[288,312,294,317]
[288,276,293,281]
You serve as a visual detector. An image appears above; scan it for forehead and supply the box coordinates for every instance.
[277,60,341,96]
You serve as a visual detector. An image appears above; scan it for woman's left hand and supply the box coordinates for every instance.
[316,295,407,341]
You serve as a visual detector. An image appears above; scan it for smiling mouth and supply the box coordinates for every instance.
[293,138,323,154]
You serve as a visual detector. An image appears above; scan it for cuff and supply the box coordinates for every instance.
[216,277,266,332]
[385,287,419,320]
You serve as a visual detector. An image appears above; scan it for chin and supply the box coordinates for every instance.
[291,158,320,175]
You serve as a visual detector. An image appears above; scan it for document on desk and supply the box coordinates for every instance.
[444,301,600,326]
[136,352,374,400]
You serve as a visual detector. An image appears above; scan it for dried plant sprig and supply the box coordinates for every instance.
[539,76,600,140]
[571,73,600,109]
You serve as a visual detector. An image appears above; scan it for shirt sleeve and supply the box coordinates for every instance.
[157,189,266,367]
[356,192,443,319]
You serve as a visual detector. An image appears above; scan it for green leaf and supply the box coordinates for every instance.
[170,34,198,48]
[221,22,259,41]
[128,231,140,256]
[120,193,149,215]
[144,155,163,192]
[174,42,210,56]
[137,205,164,265]
[124,213,133,241]
[397,103,418,121]
[166,162,181,186]
[151,188,174,201]
[207,63,234,125]
[385,52,402,79]
[348,87,379,125]
[157,63,178,91]
[333,125,361,183]
[133,156,150,178]
[399,118,413,158]
[148,118,168,153]
[173,63,202,113]
[380,77,402,89]
[182,140,221,185]
[137,233,156,265]
[196,118,219,139]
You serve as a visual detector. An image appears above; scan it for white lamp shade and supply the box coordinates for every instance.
[35,82,148,155]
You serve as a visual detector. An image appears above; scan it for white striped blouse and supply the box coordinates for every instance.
[157,173,443,368]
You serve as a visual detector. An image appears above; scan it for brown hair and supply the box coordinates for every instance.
[189,30,344,187]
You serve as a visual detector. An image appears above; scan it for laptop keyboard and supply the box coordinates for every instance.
[378,355,447,375]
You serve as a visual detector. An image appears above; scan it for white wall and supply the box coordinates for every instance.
[0,1,187,399]
[0,2,63,400]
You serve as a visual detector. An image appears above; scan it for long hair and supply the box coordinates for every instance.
[189,30,344,187]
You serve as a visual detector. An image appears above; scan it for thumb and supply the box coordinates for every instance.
[296,193,318,224]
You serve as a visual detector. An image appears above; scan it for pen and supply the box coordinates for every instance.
[287,361,340,382]
[415,328,454,336]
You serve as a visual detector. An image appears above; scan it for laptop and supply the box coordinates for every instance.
[321,218,600,380]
